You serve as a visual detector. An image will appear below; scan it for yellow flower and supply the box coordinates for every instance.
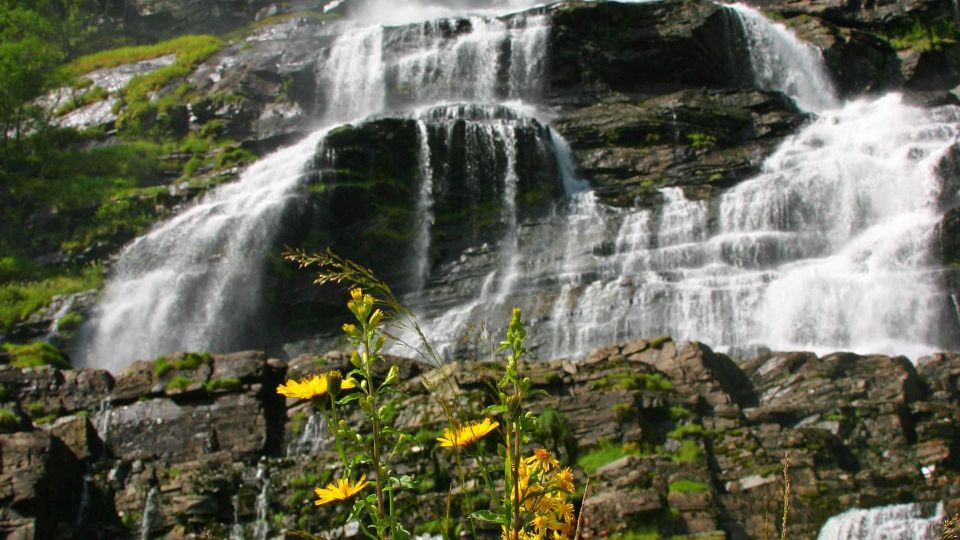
[526,448,559,472]
[314,474,369,506]
[554,467,575,493]
[437,418,499,448]
[276,371,358,400]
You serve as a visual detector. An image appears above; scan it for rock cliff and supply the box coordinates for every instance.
[0,340,957,538]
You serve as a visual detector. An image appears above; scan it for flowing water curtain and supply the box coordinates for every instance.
[409,9,960,360]
[75,130,331,370]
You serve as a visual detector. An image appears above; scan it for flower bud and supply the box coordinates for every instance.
[326,370,343,397]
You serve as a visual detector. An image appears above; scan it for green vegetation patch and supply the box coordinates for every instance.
[67,34,223,76]
[2,342,69,369]
[165,374,194,393]
[886,19,957,52]
[672,439,704,464]
[204,377,242,392]
[668,480,709,494]
[577,442,646,473]
[0,265,103,332]
[591,371,674,392]
[0,407,20,430]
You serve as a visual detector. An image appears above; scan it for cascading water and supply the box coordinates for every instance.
[319,10,548,121]
[817,501,945,540]
[78,0,960,371]
[408,5,960,360]
[727,2,839,113]
[75,130,329,370]
[253,463,271,540]
[286,412,327,457]
[140,486,159,540]
[78,2,549,370]
[412,119,436,292]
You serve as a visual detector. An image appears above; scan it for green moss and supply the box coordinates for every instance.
[56,311,84,332]
[2,342,70,369]
[612,526,661,540]
[669,406,692,420]
[591,371,674,392]
[672,439,704,464]
[668,423,716,440]
[175,352,212,370]
[0,408,20,430]
[578,442,645,473]
[247,10,339,30]
[0,385,7,401]
[165,374,193,392]
[686,132,717,150]
[204,377,242,392]
[886,19,957,51]
[153,357,172,378]
[668,480,708,494]
[612,402,632,421]
[291,410,308,436]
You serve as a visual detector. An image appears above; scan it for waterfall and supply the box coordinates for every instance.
[229,493,243,540]
[75,129,329,370]
[286,412,327,457]
[817,501,944,540]
[727,2,840,113]
[96,398,113,449]
[418,96,959,360]
[397,103,557,357]
[319,11,548,119]
[140,486,159,540]
[413,119,436,292]
[252,462,270,540]
[76,474,92,525]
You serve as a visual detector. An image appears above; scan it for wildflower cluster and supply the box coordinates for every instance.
[277,250,580,539]
[504,448,576,539]
[275,286,411,538]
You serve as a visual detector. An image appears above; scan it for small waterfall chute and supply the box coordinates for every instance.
[726,2,839,113]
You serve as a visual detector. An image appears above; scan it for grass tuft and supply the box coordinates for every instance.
[2,342,70,369]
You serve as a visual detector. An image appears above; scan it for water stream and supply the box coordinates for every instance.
[79,0,960,368]
[817,501,944,540]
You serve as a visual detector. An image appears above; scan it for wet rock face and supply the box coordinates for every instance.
[122,0,273,39]
[546,0,753,97]
[554,89,807,207]
[1,343,958,538]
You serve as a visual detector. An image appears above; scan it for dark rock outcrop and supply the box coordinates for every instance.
[554,89,807,206]
[1,342,957,538]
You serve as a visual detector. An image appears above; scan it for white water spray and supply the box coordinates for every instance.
[727,2,840,113]
[140,486,159,540]
[413,119,436,292]
[817,501,944,540]
[77,130,328,370]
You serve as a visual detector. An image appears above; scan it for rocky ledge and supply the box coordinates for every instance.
[0,339,957,538]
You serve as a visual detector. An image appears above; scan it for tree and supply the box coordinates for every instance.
[0,5,65,165]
